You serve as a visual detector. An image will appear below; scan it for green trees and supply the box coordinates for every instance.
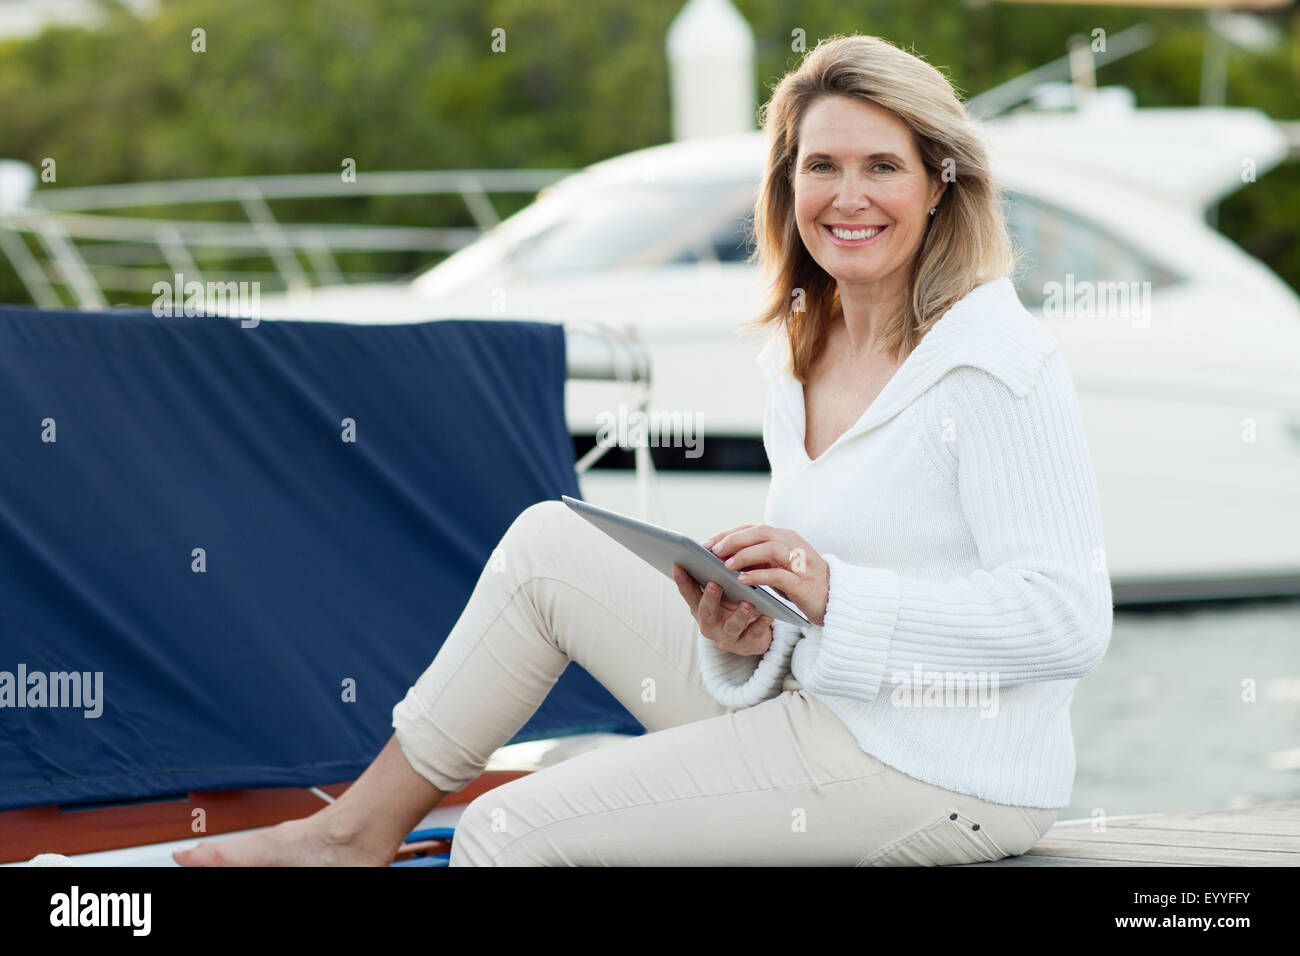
[2,0,1295,305]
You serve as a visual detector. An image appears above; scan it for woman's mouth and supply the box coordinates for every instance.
[822,224,888,246]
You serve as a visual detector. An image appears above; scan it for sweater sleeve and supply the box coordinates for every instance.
[796,350,1113,703]
[694,344,808,710]
[696,618,805,709]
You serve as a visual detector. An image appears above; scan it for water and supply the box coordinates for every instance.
[1064,596,1300,822]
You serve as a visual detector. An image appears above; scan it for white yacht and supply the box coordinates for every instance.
[255,95,1300,604]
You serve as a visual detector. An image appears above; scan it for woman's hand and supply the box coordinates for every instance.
[707,524,829,627]
[672,564,774,657]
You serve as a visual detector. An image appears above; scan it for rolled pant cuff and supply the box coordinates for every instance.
[391,685,483,794]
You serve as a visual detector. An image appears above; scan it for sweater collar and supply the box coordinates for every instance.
[756,276,1057,460]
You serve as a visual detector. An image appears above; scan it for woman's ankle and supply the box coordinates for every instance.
[317,803,411,861]
[317,804,365,843]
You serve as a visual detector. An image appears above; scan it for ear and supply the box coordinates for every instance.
[928,172,948,210]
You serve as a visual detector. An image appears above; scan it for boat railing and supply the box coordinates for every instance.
[0,167,574,309]
[564,322,661,522]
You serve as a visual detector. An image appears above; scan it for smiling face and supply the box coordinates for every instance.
[792,95,944,309]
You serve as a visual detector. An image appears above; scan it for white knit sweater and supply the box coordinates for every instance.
[696,276,1113,809]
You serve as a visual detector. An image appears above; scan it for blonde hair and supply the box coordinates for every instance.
[744,34,1019,382]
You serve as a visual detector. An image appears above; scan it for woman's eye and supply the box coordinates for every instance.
[807,161,895,173]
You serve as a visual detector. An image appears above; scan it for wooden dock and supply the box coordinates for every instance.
[964,799,1300,866]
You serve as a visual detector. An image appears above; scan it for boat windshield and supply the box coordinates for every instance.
[413,179,757,297]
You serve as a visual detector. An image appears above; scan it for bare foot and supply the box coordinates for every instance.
[172,809,395,867]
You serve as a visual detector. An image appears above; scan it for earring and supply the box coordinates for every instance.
[929,206,937,216]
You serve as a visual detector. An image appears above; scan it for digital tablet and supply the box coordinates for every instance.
[561,495,811,627]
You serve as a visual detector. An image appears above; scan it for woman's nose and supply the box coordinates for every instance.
[833,172,872,211]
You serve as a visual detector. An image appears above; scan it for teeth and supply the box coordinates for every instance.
[830,226,884,240]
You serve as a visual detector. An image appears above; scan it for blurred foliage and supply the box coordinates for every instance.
[0,0,1296,305]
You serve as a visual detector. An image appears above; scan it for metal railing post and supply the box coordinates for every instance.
[458,175,500,230]
[26,206,106,308]
[238,185,310,294]
[0,221,63,308]
[155,223,204,285]
[301,230,345,286]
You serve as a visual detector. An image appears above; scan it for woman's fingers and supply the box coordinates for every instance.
[697,579,724,627]
[732,613,774,655]
[718,602,774,655]
[671,565,702,615]
[721,601,756,640]
[676,566,764,653]
[722,541,788,572]
[702,524,754,552]
[675,566,741,612]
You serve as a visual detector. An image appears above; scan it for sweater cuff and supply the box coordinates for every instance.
[802,553,900,701]
[696,619,804,710]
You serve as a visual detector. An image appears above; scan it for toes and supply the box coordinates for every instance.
[173,842,220,866]
[171,848,197,866]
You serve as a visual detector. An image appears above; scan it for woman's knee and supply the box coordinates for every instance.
[492,500,570,579]
[447,796,506,866]
[448,783,551,867]
[503,500,567,548]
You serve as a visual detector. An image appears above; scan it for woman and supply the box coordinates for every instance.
[175,33,1112,867]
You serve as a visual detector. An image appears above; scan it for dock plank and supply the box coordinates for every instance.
[1026,825,1300,853]
[961,799,1300,867]
[1015,842,1290,865]
[959,855,1193,867]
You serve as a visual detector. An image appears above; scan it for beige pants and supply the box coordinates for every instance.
[392,500,1059,866]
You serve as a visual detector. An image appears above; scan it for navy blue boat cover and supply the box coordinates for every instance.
[0,307,641,812]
